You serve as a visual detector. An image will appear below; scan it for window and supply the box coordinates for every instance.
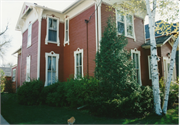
[64,18,69,46]
[148,56,152,79]
[12,69,16,82]
[27,23,32,47]
[26,56,31,81]
[45,51,59,86]
[131,49,142,85]
[45,16,60,46]
[116,10,134,38]
[163,57,176,82]
[74,48,83,79]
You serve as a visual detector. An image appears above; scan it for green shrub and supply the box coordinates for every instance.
[88,83,154,117]
[17,79,44,105]
[5,78,15,93]
[46,82,67,107]
[39,82,59,104]
[65,76,99,107]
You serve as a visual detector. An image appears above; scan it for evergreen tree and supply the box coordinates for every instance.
[95,17,136,97]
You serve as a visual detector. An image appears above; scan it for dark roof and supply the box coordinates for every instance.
[145,20,179,39]
[142,35,172,48]
[0,67,11,77]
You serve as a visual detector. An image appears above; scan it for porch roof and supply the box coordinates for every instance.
[142,35,172,49]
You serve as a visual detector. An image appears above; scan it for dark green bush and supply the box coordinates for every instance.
[64,76,99,107]
[5,78,15,93]
[17,79,44,105]
[46,82,67,106]
[39,82,59,104]
[88,83,154,117]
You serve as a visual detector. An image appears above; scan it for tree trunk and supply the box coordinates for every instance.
[146,0,162,116]
[162,36,179,114]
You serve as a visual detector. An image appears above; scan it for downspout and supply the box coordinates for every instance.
[85,19,89,78]
[95,3,98,52]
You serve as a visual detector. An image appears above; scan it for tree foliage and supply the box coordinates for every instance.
[95,17,136,97]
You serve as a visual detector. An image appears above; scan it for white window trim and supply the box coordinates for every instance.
[163,57,176,82]
[148,55,152,79]
[45,51,59,86]
[26,55,31,82]
[116,10,136,41]
[27,22,32,48]
[45,16,60,46]
[12,69,16,82]
[131,48,142,85]
[74,48,84,79]
[64,18,70,46]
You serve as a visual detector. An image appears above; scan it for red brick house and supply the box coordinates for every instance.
[14,0,177,87]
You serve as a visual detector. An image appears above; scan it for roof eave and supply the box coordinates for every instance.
[62,0,85,14]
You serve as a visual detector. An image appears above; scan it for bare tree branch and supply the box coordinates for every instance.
[0,26,8,36]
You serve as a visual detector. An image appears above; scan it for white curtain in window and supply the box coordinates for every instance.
[48,56,51,86]
[52,57,56,83]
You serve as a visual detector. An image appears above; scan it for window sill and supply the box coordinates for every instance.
[45,40,60,46]
[27,44,32,48]
[64,41,70,46]
[118,33,134,39]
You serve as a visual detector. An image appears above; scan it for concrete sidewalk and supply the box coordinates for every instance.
[1,114,9,125]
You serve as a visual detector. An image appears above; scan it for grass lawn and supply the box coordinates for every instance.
[1,93,179,124]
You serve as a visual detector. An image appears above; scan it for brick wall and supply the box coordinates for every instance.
[21,20,38,84]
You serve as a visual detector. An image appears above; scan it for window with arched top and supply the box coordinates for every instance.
[131,48,142,85]
[74,48,83,79]
[45,51,59,86]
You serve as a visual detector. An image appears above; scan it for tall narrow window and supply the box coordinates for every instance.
[163,57,176,82]
[45,51,59,86]
[148,56,152,79]
[64,18,69,46]
[26,56,31,81]
[126,14,133,37]
[74,48,83,79]
[48,18,57,42]
[117,10,125,35]
[131,49,142,85]
[47,56,56,85]
[45,16,60,46]
[27,23,32,47]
